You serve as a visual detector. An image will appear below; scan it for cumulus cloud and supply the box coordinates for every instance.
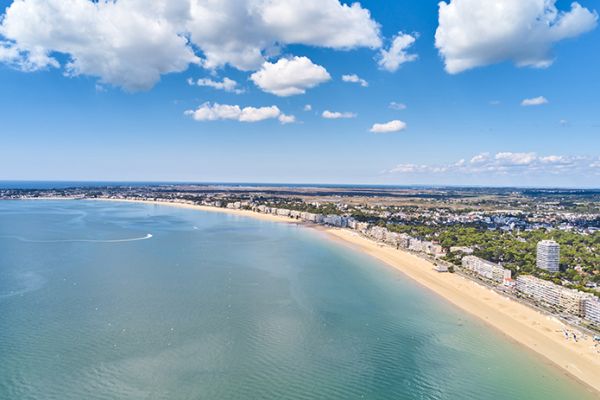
[0,0,200,91]
[521,96,549,106]
[386,152,598,176]
[188,76,243,93]
[370,120,407,133]
[303,104,312,111]
[389,101,407,110]
[388,164,429,174]
[470,152,490,164]
[187,0,381,71]
[342,74,368,87]
[495,152,537,165]
[435,0,598,74]
[322,110,357,119]
[184,102,294,123]
[278,114,296,124]
[378,32,418,72]
[0,0,381,90]
[250,56,331,96]
[539,155,567,164]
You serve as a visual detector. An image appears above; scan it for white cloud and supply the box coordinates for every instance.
[369,120,407,133]
[0,0,381,90]
[495,152,537,165]
[189,77,243,93]
[0,0,200,91]
[250,56,331,96]
[303,104,312,111]
[195,0,382,70]
[378,32,418,72]
[342,74,368,87]
[386,152,597,176]
[470,152,490,164]
[389,101,407,110]
[539,155,567,164]
[322,110,357,119]
[278,114,296,124]
[0,40,22,65]
[184,102,293,123]
[436,0,598,74]
[389,164,430,174]
[521,96,548,106]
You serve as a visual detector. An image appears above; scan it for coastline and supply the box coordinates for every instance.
[69,199,600,395]
[324,228,600,396]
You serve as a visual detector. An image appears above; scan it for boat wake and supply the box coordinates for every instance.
[0,233,153,243]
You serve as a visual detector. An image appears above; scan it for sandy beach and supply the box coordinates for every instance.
[94,198,600,396]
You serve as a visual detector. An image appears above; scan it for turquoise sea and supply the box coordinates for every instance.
[0,200,596,399]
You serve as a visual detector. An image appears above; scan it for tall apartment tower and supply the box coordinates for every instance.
[536,240,560,272]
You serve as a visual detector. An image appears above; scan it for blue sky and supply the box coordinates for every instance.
[0,0,599,187]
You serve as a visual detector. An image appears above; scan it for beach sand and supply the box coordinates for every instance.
[94,199,600,396]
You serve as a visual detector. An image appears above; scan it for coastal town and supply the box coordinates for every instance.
[3,183,599,335]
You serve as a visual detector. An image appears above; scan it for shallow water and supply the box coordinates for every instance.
[0,200,596,399]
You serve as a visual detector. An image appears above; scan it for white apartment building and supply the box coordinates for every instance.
[385,231,410,249]
[226,202,241,209]
[515,275,589,316]
[516,275,560,307]
[300,212,324,223]
[347,218,358,230]
[583,297,600,324]
[408,238,424,252]
[450,246,474,254]
[423,242,446,257]
[462,255,511,284]
[536,240,560,272]
[322,215,348,228]
[356,222,369,233]
[368,226,387,242]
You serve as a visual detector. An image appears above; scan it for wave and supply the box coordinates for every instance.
[0,233,153,243]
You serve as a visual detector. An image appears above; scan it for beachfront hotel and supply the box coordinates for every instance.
[536,240,560,272]
[461,255,512,284]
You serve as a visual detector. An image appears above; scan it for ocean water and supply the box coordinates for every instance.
[0,200,596,400]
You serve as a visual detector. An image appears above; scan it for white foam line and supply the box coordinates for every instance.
[0,233,153,243]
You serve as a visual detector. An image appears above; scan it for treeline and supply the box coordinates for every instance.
[387,224,600,286]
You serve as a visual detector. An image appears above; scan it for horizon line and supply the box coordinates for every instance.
[0,179,599,191]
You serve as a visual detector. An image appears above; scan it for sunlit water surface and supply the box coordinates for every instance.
[0,200,596,399]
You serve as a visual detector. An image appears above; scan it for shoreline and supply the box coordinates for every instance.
[29,198,600,396]
[323,228,600,395]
